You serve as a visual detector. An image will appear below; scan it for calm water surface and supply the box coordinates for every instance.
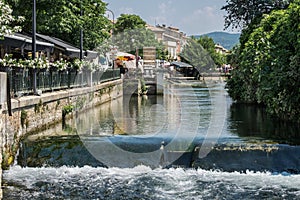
[3,81,300,199]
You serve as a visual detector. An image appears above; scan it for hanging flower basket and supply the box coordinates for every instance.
[0,54,18,69]
[71,58,83,71]
[50,58,68,71]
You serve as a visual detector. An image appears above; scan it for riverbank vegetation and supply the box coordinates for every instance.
[180,36,227,71]
[224,0,300,122]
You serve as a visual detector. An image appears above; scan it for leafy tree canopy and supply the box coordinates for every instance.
[222,0,292,30]
[180,36,226,72]
[0,0,23,38]
[6,0,111,50]
[226,0,300,122]
[114,14,146,34]
[112,14,166,59]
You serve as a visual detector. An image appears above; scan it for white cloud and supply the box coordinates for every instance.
[151,1,177,25]
[158,3,168,15]
[194,6,216,17]
[158,0,175,13]
[118,7,134,15]
[179,5,225,35]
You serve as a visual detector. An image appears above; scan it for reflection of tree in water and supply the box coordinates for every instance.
[229,103,300,144]
[123,95,163,135]
[18,135,105,167]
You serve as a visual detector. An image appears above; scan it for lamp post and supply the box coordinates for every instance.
[135,47,138,75]
[106,8,115,77]
[106,8,114,44]
[32,0,37,94]
[80,0,83,60]
[131,38,139,78]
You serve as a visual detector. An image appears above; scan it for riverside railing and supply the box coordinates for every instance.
[0,66,120,97]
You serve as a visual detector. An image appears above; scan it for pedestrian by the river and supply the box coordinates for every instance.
[115,58,128,77]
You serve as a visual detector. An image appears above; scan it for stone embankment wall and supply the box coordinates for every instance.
[0,72,7,199]
[0,77,123,171]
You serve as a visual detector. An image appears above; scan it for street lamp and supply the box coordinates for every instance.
[32,0,37,94]
[80,0,83,60]
[131,38,139,78]
[106,8,115,44]
[106,8,115,77]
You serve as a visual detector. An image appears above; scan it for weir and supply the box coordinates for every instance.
[15,134,300,174]
[192,143,300,173]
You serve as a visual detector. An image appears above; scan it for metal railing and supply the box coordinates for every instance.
[0,66,120,97]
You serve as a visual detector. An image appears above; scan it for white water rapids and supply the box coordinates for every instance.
[3,165,300,199]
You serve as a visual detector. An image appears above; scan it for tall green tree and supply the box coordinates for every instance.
[226,0,300,122]
[198,36,226,66]
[112,14,166,59]
[114,14,146,34]
[0,0,23,39]
[7,0,111,50]
[180,36,226,72]
[222,0,292,30]
[222,0,293,52]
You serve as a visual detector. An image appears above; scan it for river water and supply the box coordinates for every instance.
[3,81,300,199]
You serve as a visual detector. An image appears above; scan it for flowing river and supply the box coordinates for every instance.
[3,81,300,199]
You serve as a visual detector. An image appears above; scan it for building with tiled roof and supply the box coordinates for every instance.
[147,24,188,60]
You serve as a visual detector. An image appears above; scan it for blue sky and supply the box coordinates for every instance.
[103,0,229,36]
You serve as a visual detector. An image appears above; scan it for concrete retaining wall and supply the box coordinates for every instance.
[0,78,123,170]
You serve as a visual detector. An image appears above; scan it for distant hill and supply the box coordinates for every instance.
[192,31,240,50]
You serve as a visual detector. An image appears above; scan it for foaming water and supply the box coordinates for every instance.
[3,165,300,199]
[4,82,300,199]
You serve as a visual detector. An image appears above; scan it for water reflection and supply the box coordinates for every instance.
[74,92,182,137]
[228,103,300,145]
[17,135,105,168]
[75,83,208,139]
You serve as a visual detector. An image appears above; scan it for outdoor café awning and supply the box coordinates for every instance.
[36,33,81,58]
[0,33,54,52]
[36,33,98,59]
[171,61,193,68]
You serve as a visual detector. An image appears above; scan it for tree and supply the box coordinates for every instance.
[226,0,300,122]
[112,14,166,59]
[6,0,111,50]
[180,36,226,72]
[0,0,23,38]
[114,14,146,34]
[198,36,226,67]
[222,0,292,30]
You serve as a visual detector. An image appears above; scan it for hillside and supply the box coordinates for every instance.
[193,31,240,50]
